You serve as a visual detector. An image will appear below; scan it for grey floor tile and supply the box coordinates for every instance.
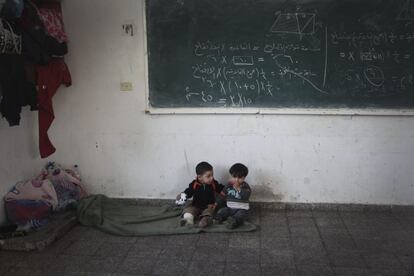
[46,255,86,274]
[118,255,157,275]
[260,248,295,266]
[14,252,53,271]
[286,211,313,218]
[327,250,367,268]
[379,230,414,241]
[4,267,44,276]
[223,262,261,276]
[319,229,350,239]
[261,263,297,276]
[197,233,229,248]
[65,226,108,241]
[296,264,334,276]
[166,234,200,247]
[187,260,225,276]
[323,236,358,251]
[365,269,411,276]
[103,235,137,244]
[0,251,25,270]
[78,256,122,273]
[260,215,287,224]
[63,240,102,256]
[333,267,366,276]
[312,211,340,218]
[134,236,170,249]
[383,240,414,255]
[291,236,324,250]
[1,209,413,276]
[288,217,316,228]
[289,225,320,236]
[294,249,330,266]
[348,229,384,240]
[314,217,345,228]
[229,234,260,249]
[158,246,195,261]
[260,226,290,239]
[95,242,132,257]
[362,252,403,269]
[225,247,260,263]
[44,239,74,256]
[127,244,162,259]
[191,246,226,263]
[152,259,189,276]
[354,238,388,252]
[261,237,292,250]
[396,254,414,271]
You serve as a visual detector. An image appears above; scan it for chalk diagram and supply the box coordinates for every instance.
[269,11,316,39]
[363,65,385,87]
[269,19,329,95]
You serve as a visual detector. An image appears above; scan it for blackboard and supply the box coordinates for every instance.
[146,0,414,109]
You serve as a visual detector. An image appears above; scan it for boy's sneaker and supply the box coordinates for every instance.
[225,217,238,229]
[213,215,224,224]
[213,219,223,225]
[180,218,194,227]
[179,218,187,227]
[198,216,212,228]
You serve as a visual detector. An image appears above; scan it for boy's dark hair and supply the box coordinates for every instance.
[229,163,248,178]
[196,161,213,175]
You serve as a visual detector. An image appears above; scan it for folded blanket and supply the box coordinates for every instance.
[77,195,257,236]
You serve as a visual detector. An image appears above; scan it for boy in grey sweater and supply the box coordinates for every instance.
[215,163,251,229]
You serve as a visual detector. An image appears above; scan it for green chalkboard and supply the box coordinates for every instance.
[146,0,414,109]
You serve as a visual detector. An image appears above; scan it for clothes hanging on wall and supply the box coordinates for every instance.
[19,0,67,65]
[0,54,37,126]
[37,58,71,158]
[37,2,67,43]
[0,0,24,19]
[1,0,72,158]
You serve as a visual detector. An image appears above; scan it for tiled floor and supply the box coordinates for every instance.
[1,208,414,275]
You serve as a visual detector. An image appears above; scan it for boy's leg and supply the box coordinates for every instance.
[181,206,200,226]
[198,206,215,228]
[227,209,248,229]
[215,207,232,222]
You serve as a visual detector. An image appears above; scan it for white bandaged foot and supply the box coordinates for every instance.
[182,213,194,225]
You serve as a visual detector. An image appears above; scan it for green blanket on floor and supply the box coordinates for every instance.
[77,195,257,236]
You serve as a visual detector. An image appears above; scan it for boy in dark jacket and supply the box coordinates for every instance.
[178,161,224,228]
[215,163,251,229]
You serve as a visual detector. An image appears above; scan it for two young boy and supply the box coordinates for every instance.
[177,161,251,229]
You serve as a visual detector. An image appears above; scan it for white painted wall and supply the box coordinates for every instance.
[1,0,414,223]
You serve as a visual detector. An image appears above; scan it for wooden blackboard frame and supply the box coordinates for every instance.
[142,1,414,116]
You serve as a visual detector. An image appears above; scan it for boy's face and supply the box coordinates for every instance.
[197,170,214,184]
[229,175,245,186]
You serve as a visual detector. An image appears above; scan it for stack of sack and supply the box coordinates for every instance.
[4,162,87,231]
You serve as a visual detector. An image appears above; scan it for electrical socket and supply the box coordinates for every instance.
[120,82,133,91]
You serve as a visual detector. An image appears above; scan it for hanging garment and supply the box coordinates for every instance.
[19,0,67,65]
[0,55,37,126]
[0,0,24,19]
[37,58,71,158]
[37,2,67,43]
[0,19,22,55]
